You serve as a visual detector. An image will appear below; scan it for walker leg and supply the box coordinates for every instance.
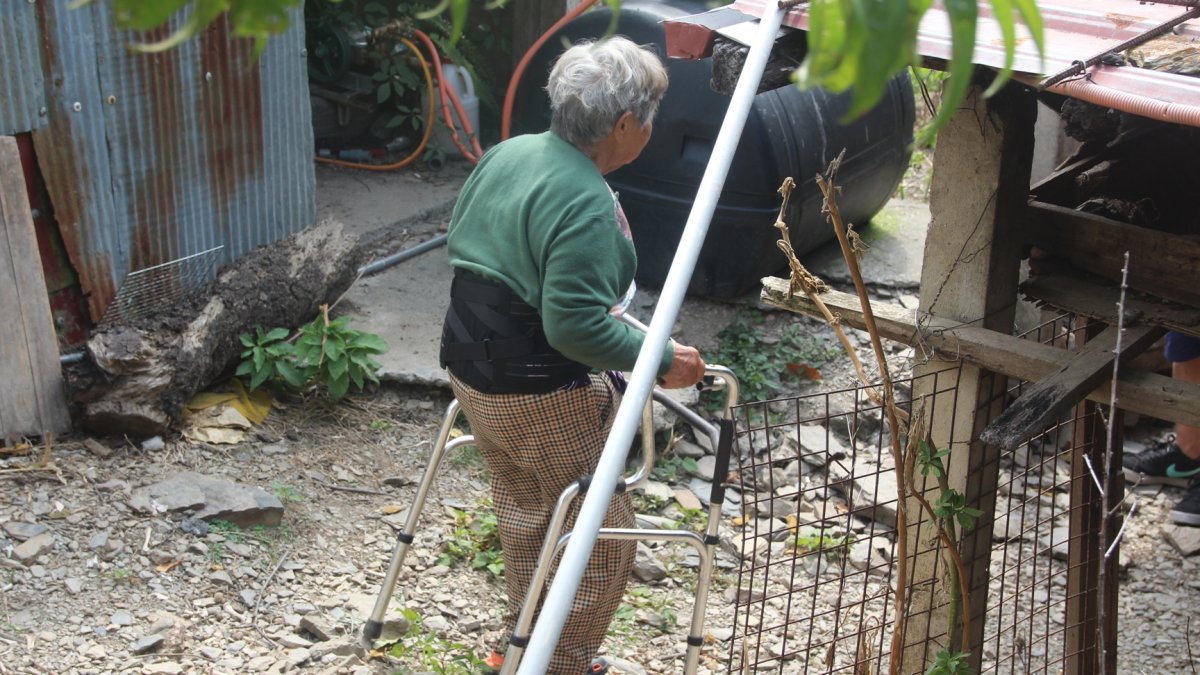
[363,400,471,644]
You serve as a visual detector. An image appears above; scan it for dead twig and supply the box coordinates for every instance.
[250,547,292,625]
[808,154,914,672]
[325,484,387,496]
[773,177,884,407]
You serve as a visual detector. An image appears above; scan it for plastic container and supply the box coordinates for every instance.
[432,64,480,158]
[511,0,915,298]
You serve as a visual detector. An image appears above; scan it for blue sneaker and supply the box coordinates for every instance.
[1123,436,1200,488]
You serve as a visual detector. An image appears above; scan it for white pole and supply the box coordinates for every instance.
[515,4,787,672]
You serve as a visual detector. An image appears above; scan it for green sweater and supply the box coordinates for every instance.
[446,132,674,375]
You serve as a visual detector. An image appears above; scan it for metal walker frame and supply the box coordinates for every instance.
[363,365,739,674]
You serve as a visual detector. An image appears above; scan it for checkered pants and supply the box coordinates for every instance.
[449,372,636,674]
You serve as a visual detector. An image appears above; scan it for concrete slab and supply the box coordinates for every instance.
[801,198,930,292]
[317,163,931,389]
[316,163,466,388]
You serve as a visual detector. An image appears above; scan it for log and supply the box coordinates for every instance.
[68,220,367,436]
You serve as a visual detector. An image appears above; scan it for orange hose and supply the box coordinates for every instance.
[412,28,483,162]
[501,0,600,140]
[315,36,436,171]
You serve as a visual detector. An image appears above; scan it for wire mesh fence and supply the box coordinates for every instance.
[724,314,1112,674]
[101,245,224,323]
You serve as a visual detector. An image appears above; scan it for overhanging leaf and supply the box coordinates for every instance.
[918,0,977,146]
[984,0,1016,97]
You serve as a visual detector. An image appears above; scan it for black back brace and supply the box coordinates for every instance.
[440,268,591,394]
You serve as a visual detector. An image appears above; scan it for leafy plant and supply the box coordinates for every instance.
[74,0,299,57]
[236,326,297,391]
[106,567,136,584]
[927,648,974,675]
[792,527,855,561]
[624,586,679,634]
[271,483,304,504]
[292,309,388,400]
[236,305,388,401]
[650,454,698,483]
[796,0,1044,143]
[436,506,504,578]
[707,314,838,406]
[387,607,486,674]
[632,492,668,513]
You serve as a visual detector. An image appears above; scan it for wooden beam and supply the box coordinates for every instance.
[1023,200,1200,308]
[0,136,70,439]
[978,324,1163,450]
[1021,269,1200,338]
[903,84,1036,672]
[761,277,1200,428]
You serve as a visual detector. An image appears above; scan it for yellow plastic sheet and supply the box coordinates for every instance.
[185,379,272,425]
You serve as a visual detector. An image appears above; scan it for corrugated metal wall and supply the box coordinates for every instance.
[2,2,315,321]
[0,2,47,135]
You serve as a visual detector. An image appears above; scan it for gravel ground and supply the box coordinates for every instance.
[2,299,1197,675]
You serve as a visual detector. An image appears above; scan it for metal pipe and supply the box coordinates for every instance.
[359,234,448,276]
[59,351,85,365]
[515,2,783,670]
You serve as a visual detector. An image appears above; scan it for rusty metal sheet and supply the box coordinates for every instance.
[28,3,315,321]
[708,0,1200,127]
[0,1,48,134]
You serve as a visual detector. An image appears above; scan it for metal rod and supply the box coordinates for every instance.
[359,234,448,276]
[363,401,468,643]
[515,2,783,669]
[1042,6,1200,88]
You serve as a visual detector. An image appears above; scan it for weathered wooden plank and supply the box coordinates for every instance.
[1023,200,1200,307]
[761,276,1200,427]
[1021,269,1200,338]
[0,136,70,439]
[978,324,1163,450]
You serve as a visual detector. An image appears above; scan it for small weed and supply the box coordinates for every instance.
[106,567,136,584]
[209,519,245,544]
[625,586,679,634]
[792,527,855,561]
[207,541,226,562]
[271,483,304,504]
[632,492,668,513]
[928,648,973,675]
[704,313,838,408]
[369,418,392,431]
[436,505,504,578]
[672,506,706,533]
[651,454,698,483]
[388,607,485,674]
[448,445,485,470]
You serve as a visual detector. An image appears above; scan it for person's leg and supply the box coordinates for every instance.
[1123,333,1200,488]
[1168,351,1200,526]
[1172,356,1200,460]
[450,374,636,673]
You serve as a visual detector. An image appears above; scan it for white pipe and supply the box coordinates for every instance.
[515,4,786,672]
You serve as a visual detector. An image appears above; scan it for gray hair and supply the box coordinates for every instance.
[546,36,668,148]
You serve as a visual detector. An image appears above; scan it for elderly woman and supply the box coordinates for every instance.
[439,36,706,672]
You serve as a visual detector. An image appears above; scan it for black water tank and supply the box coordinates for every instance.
[512,0,914,298]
